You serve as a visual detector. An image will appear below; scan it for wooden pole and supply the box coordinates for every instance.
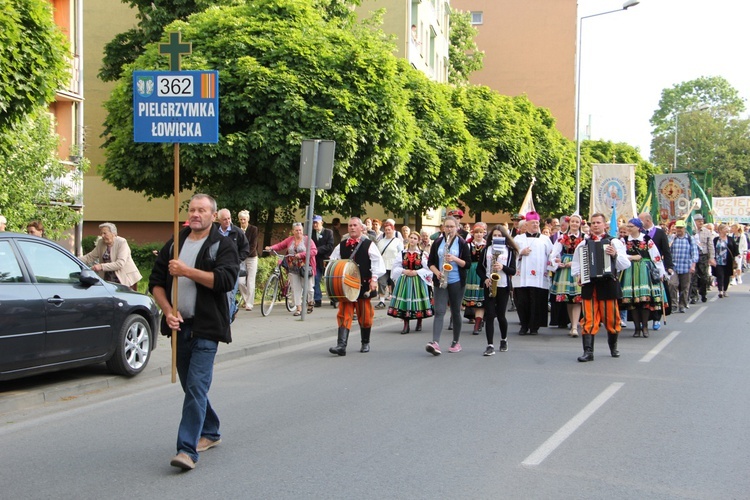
[171,143,180,383]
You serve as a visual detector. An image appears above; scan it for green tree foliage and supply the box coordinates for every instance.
[0,0,69,152]
[579,140,659,212]
[0,108,82,237]
[448,9,484,85]
[99,0,361,82]
[650,76,750,196]
[454,86,575,217]
[102,0,412,217]
[387,67,487,217]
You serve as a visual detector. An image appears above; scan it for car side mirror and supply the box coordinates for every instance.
[80,268,101,286]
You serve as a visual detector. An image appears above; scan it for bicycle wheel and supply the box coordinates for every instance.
[285,281,295,312]
[261,274,280,316]
[280,270,295,312]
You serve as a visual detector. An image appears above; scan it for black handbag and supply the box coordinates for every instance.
[648,261,661,282]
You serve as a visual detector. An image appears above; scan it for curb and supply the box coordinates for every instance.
[0,312,391,416]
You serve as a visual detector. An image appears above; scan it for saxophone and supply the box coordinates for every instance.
[439,235,455,289]
[489,237,507,298]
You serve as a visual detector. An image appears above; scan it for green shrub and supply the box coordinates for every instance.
[82,235,97,254]
[130,241,161,270]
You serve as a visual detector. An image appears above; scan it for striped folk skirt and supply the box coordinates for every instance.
[619,258,664,310]
[462,261,485,308]
[550,253,582,303]
[387,275,433,320]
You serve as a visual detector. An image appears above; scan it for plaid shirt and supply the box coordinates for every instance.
[670,234,698,274]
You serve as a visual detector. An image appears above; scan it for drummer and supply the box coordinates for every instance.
[328,217,386,356]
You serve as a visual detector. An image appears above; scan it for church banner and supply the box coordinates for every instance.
[654,174,691,222]
[711,196,750,224]
[589,164,636,220]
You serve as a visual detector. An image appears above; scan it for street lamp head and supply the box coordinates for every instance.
[623,0,640,9]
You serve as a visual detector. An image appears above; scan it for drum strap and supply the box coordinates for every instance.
[349,238,366,262]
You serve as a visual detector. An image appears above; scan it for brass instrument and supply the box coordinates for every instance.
[439,235,455,289]
[489,237,507,298]
[440,263,453,289]
[489,271,501,298]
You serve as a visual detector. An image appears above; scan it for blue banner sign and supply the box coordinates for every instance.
[133,70,219,143]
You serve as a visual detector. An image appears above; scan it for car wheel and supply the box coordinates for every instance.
[106,314,152,376]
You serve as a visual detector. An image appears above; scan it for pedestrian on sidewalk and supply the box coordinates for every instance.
[150,194,239,471]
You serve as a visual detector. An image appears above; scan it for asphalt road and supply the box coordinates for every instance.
[1,293,749,499]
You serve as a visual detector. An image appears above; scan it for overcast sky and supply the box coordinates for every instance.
[577,0,750,159]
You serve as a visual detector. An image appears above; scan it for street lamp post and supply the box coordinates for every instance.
[574,0,640,214]
[673,104,710,173]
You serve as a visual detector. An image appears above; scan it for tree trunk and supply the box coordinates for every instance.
[264,207,276,248]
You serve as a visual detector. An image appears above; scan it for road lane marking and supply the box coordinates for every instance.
[685,307,706,323]
[522,382,624,467]
[639,330,680,363]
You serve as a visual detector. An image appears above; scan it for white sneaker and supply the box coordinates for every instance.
[739,276,743,284]
[731,278,737,286]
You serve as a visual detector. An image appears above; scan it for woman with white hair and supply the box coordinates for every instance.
[81,222,142,290]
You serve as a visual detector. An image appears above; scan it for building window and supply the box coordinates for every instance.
[471,11,483,25]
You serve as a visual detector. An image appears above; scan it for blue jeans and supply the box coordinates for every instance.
[176,324,220,462]
[227,275,239,321]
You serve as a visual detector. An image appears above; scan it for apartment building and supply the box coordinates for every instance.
[49,0,85,251]
[451,0,576,139]
[358,0,451,83]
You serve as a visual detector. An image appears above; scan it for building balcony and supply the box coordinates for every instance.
[49,161,84,207]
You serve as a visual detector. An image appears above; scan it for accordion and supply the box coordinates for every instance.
[579,238,616,284]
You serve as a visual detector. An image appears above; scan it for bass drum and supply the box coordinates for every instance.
[324,259,361,302]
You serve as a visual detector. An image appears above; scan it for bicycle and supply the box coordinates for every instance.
[261,250,295,316]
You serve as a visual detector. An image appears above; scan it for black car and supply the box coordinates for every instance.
[0,232,160,381]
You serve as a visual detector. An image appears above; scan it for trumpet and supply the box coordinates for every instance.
[440,262,453,289]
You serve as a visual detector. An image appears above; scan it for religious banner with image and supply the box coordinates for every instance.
[654,173,691,223]
[589,164,637,220]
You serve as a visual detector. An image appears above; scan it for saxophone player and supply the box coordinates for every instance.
[477,225,519,355]
[426,216,471,355]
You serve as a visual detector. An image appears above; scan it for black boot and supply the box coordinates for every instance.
[607,333,620,358]
[401,320,410,335]
[329,327,349,356]
[415,319,422,332]
[577,334,594,362]
[360,327,371,353]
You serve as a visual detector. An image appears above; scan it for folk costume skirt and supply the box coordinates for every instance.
[619,258,664,311]
[462,261,485,308]
[387,275,433,320]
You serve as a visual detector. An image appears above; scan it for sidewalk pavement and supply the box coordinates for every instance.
[0,302,395,415]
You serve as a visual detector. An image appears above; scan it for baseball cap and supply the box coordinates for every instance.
[693,214,704,220]
[447,209,464,218]
[511,214,525,220]
[675,220,686,228]
[312,215,323,222]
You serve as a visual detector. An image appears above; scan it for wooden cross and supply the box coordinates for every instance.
[159,31,192,71]
[158,31,191,383]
